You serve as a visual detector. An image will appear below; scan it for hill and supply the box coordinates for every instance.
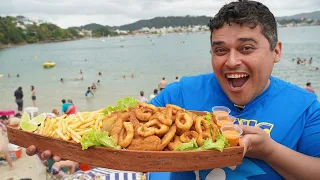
[69,23,112,31]
[276,11,320,20]
[70,11,320,31]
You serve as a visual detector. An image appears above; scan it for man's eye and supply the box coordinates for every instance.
[215,48,225,53]
[241,46,254,51]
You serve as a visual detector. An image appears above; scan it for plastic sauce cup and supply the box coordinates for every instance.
[212,106,231,123]
[221,126,243,147]
[216,115,236,129]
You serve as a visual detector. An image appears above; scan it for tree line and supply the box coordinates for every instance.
[0,16,118,46]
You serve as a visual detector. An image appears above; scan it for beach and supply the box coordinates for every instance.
[1,148,46,180]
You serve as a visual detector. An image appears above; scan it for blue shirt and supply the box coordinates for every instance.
[149,73,320,180]
[62,103,71,113]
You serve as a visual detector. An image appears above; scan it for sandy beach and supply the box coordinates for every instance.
[1,148,46,180]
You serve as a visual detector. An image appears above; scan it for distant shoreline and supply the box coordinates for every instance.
[0,38,86,50]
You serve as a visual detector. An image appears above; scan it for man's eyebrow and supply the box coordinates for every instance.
[211,41,225,47]
[238,37,258,44]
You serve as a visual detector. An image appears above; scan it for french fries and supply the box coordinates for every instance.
[35,109,107,143]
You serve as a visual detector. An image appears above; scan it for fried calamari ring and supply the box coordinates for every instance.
[211,123,219,142]
[137,102,158,112]
[144,119,169,136]
[160,124,177,150]
[168,136,182,151]
[175,112,193,131]
[137,125,156,137]
[118,122,134,148]
[151,110,173,126]
[166,104,183,111]
[180,131,199,143]
[195,116,210,134]
[197,131,212,146]
[135,108,152,121]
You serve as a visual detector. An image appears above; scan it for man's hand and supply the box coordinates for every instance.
[26,145,61,162]
[239,125,276,160]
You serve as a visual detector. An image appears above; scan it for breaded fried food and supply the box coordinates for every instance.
[127,135,162,151]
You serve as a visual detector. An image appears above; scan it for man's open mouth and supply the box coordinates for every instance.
[225,73,250,90]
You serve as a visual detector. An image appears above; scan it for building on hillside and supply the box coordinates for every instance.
[78,29,92,37]
[115,29,129,34]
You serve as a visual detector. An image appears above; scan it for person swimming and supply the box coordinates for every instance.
[91,83,97,90]
[98,72,102,76]
[85,87,94,97]
[60,78,64,83]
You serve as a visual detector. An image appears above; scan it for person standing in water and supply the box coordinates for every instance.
[158,77,168,91]
[85,87,94,97]
[14,87,23,112]
[31,85,36,107]
[305,82,315,93]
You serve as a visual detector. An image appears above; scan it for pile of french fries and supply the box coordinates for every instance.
[35,108,106,143]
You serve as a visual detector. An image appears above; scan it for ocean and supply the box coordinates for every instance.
[0,26,319,113]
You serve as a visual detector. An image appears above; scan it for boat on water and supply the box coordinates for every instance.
[43,62,56,68]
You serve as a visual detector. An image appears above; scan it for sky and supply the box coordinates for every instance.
[1,0,319,28]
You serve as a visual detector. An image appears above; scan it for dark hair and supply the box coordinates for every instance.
[175,76,178,79]
[208,0,278,50]
[153,89,158,94]
[162,77,165,80]
[306,82,311,86]
[18,87,22,91]
[62,99,66,103]
[140,91,144,96]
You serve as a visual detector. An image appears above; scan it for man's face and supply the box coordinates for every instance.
[211,23,282,105]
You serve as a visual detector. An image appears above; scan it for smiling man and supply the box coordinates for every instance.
[149,0,320,179]
[26,0,320,179]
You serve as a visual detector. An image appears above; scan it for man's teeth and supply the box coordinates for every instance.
[226,74,248,78]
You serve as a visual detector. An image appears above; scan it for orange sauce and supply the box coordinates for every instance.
[222,130,240,147]
[217,120,234,129]
[213,110,229,123]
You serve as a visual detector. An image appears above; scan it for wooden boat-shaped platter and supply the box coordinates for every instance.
[7,111,244,172]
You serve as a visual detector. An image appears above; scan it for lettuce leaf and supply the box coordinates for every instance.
[174,139,198,151]
[80,128,117,150]
[197,134,229,152]
[103,97,138,115]
[204,112,213,126]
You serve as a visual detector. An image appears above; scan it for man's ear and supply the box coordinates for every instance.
[273,41,282,63]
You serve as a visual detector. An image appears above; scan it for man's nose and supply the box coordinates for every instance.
[225,50,242,68]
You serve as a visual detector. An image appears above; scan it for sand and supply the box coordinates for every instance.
[0,148,47,180]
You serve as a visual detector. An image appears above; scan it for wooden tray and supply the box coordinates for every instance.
[7,125,244,172]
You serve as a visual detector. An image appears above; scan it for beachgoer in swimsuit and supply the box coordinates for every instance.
[91,83,97,90]
[85,87,94,97]
[31,85,36,107]
[158,77,168,91]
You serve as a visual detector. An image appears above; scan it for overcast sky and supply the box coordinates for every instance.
[1,0,319,28]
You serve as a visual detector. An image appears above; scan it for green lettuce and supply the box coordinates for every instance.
[197,134,229,152]
[103,97,138,115]
[174,139,198,151]
[204,112,213,126]
[80,128,118,150]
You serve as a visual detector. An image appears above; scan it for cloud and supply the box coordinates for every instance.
[0,0,319,28]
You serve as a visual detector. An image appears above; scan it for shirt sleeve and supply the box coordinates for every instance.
[297,100,320,157]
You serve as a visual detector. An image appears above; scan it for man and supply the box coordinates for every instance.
[158,77,168,91]
[26,1,320,180]
[14,87,23,112]
[150,89,159,101]
[305,82,315,93]
[150,1,320,179]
